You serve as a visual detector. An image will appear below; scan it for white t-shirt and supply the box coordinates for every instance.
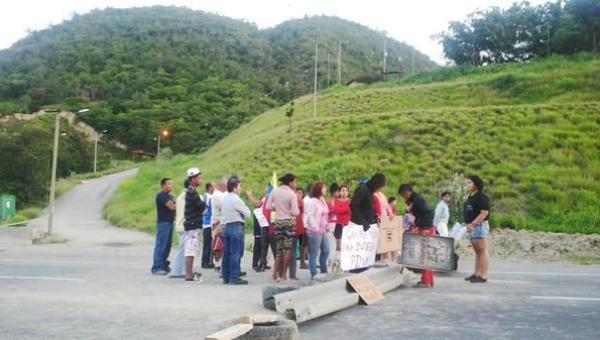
[210,190,224,225]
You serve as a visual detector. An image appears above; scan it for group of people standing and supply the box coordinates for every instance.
[151,168,491,287]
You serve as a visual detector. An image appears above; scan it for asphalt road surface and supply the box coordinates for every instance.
[1,170,598,339]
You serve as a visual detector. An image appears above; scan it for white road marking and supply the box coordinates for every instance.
[530,296,600,302]
[0,258,146,268]
[0,275,85,282]
[493,271,600,277]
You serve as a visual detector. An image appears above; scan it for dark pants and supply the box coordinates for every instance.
[259,227,270,269]
[222,222,245,283]
[252,216,261,268]
[202,227,213,267]
[151,221,173,273]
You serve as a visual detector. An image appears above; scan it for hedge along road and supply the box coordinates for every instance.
[1,169,599,339]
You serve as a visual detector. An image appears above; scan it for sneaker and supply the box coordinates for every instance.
[193,271,202,277]
[230,279,248,285]
[240,271,247,277]
[465,274,477,281]
[214,266,221,273]
[412,282,433,288]
[152,270,168,276]
[470,276,488,283]
[264,265,272,270]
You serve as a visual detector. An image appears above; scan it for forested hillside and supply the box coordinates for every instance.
[106,54,600,235]
[0,6,434,153]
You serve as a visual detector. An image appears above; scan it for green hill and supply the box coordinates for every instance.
[0,6,434,153]
[106,54,600,235]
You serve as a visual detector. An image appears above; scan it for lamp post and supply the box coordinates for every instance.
[94,130,108,174]
[156,129,169,157]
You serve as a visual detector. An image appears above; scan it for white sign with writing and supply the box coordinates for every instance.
[341,222,379,271]
[253,208,269,227]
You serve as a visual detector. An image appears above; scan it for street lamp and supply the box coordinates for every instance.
[94,130,109,174]
[156,129,169,156]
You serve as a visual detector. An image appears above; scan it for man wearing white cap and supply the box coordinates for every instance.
[183,168,206,282]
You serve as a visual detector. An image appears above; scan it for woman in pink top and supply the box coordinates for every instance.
[304,181,330,279]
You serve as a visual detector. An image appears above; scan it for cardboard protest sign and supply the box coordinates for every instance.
[399,233,455,271]
[377,216,404,253]
[341,222,379,271]
[346,275,384,305]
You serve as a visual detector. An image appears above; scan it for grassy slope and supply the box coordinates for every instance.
[106,55,600,234]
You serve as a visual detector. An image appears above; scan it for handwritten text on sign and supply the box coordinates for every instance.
[341,222,379,271]
[400,233,455,272]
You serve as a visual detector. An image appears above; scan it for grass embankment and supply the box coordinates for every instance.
[2,160,137,226]
[106,55,600,235]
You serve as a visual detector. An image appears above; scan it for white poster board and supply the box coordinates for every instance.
[253,208,269,227]
[341,222,379,271]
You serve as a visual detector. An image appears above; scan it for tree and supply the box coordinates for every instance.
[286,101,295,132]
[567,0,600,52]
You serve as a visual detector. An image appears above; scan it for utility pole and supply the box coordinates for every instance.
[47,114,60,235]
[327,53,331,87]
[313,42,318,118]
[546,22,550,57]
[157,135,161,156]
[383,39,387,80]
[337,40,342,85]
[93,138,98,174]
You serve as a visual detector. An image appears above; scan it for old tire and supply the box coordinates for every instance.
[238,319,299,340]
[262,285,297,310]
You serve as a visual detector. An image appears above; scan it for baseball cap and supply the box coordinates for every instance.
[187,168,201,178]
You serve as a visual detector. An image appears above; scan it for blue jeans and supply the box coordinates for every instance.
[307,233,329,278]
[222,222,245,283]
[151,221,173,273]
[168,231,186,277]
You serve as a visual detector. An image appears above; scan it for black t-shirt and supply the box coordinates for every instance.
[463,191,490,224]
[184,186,206,231]
[155,191,175,223]
[408,193,434,230]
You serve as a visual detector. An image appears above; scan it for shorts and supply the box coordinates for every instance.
[212,233,224,251]
[469,221,490,241]
[184,229,201,257]
[274,219,296,257]
[334,224,344,240]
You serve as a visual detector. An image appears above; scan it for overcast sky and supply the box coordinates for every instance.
[0,0,548,64]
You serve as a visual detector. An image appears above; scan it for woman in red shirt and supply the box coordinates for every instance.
[333,185,351,251]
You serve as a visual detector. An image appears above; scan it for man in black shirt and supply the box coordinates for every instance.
[183,168,206,282]
[151,178,176,275]
[399,184,435,288]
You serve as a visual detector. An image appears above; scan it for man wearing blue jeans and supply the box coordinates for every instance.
[151,178,176,275]
[221,176,251,285]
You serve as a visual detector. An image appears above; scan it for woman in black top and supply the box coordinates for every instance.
[464,175,491,283]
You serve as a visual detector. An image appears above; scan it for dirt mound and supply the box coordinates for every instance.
[455,228,600,263]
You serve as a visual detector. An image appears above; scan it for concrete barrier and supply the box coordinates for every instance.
[270,265,411,323]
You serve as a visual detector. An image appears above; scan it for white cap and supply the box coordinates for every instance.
[187,168,201,178]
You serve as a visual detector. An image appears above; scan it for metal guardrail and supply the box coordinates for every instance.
[271,265,411,323]
[0,219,36,228]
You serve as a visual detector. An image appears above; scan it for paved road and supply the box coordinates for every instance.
[1,170,599,339]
